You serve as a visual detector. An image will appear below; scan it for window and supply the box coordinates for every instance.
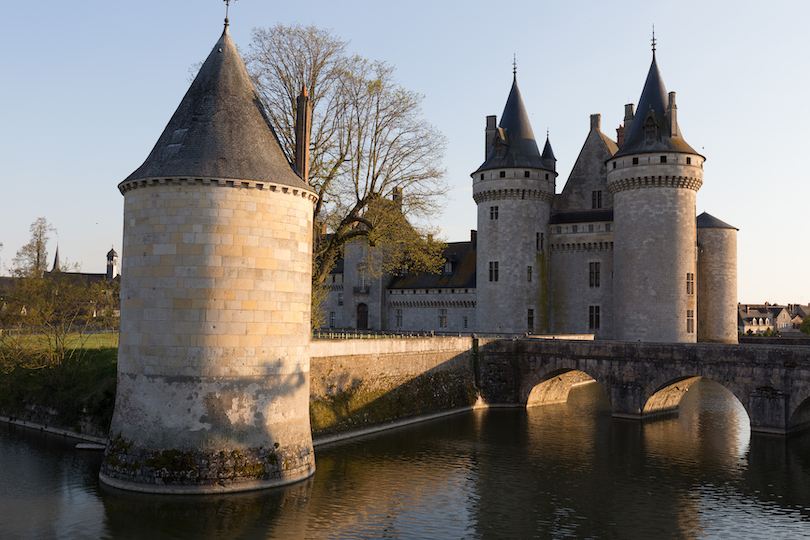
[589,306,600,330]
[338,293,344,306]
[489,261,499,282]
[396,309,403,328]
[605,223,611,232]
[524,171,530,178]
[438,309,448,328]
[329,311,336,328]
[490,206,499,220]
[686,157,692,165]
[500,171,506,178]
[556,226,562,233]
[463,316,468,329]
[359,271,366,291]
[589,262,600,288]
[613,161,617,169]
[528,309,534,331]
[480,173,484,180]
[536,232,544,252]
[572,225,578,233]
[592,190,602,209]
[687,310,695,334]
[444,260,453,274]
[545,173,549,179]
[660,155,667,163]
[632,157,639,165]
[527,266,532,282]
[588,224,594,232]
[686,273,694,295]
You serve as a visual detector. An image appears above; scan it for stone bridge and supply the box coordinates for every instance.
[476,338,810,434]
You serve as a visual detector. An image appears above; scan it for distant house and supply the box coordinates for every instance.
[738,303,807,334]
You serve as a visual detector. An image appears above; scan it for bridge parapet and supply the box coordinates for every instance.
[476,338,810,435]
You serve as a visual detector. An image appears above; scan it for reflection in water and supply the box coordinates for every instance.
[2,379,810,539]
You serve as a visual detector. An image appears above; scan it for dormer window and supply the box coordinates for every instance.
[644,117,657,141]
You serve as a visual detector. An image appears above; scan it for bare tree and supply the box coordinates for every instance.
[245,24,447,287]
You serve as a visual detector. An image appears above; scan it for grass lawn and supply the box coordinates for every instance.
[0,333,118,434]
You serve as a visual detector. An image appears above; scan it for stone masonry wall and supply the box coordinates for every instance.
[309,337,478,437]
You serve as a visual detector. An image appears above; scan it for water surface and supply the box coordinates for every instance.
[2,379,810,539]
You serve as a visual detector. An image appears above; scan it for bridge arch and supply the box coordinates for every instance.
[641,374,751,423]
[522,364,610,408]
[787,391,810,433]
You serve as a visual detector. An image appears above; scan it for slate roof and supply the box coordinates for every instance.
[697,212,738,230]
[388,241,476,290]
[124,24,307,189]
[613,52,699,158]
[474,76,555,173]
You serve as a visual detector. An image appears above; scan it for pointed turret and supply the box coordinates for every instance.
[613,52,699,157]
[123,25,306,189]
[474,75,552,173]
[541,135,556,163]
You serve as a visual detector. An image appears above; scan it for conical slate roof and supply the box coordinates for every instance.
[614,53,698,158]
[474,75,552,173]
[697,212,738,230]
[541,136,556,161]
[124,25,307,189]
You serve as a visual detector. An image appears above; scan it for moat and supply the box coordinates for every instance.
[3,379,810,539]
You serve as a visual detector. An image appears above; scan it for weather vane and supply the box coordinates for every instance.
[513,54,517,76]
[651,24,657,53]
[224,0,237,23]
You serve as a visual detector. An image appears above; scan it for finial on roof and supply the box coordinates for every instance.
[512,54,517,78]
[224,0,236,27]
[651,24,657,56]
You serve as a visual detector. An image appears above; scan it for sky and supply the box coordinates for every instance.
[2,0,808,304]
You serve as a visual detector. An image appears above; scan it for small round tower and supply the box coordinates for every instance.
[607,49,704,342]
[697,212,738,343]
[100,22,317,493]
[472,72,556,334]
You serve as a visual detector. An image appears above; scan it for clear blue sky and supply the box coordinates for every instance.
[2,0,808,304]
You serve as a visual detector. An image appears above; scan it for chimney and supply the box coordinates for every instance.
[590,114,601,131]
[485,115,497,158]
[294,85,312,182]
[616,125,625,147]
[471,230,477,250]
[666,91,679,139]
[623,103,635,140]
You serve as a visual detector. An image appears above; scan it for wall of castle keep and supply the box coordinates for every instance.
[473,174,554,334]
[549,240,614,339]
[107,180,317,490]
[385,288,477,333]
[698,227,738,343]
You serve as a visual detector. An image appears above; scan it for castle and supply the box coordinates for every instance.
[324,48,739,344]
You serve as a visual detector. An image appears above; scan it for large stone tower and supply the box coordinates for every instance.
[100,21,317,492]
[607,49,704,342]
[472,73,557,334]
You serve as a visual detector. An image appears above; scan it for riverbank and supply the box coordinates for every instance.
[0,337,482,445]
